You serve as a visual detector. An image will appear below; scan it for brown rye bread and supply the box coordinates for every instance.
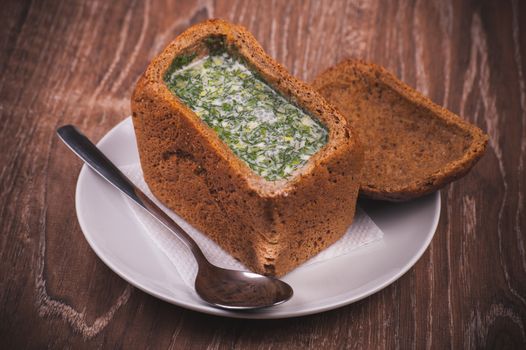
[313,59,488,201]
[131,20,364,276]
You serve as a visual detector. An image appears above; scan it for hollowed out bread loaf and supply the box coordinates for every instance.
[313,59,488,201]
[131,20,364,276]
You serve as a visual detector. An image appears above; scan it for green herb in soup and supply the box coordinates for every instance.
[164,52,328,181]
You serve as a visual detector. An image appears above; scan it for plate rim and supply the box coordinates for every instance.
[75,117,441,319]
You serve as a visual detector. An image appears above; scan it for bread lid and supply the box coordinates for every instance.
[313,59,488,201]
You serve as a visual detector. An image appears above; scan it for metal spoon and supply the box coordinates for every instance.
[57,125,293,310]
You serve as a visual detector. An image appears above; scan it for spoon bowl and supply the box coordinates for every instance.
[195,263,293,309]
[56,125,294,310]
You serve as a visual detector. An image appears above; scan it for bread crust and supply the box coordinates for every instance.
[132,20,363,276]
[313,59,488,201]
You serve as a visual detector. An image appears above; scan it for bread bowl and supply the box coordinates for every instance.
[131,20,363,276]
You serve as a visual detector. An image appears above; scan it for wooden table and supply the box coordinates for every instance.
[1,0,525,348]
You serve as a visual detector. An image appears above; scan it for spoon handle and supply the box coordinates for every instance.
[56,125,207,261]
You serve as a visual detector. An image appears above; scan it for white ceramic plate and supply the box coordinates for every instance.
[75,117,441,319]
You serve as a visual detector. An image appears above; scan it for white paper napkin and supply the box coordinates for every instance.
[119,164,383,287]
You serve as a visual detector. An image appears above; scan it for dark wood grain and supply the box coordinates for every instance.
[1,0,525,348]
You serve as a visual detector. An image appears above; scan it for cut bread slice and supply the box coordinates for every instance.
[131,20,363,276]
[313,59,488,201]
